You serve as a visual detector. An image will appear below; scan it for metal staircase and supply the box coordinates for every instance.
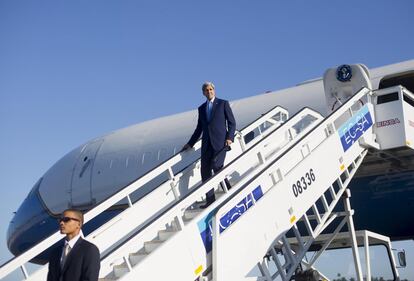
[1,84,414,281]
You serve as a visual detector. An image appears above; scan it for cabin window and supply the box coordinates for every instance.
[125,155,138,169]
[141,151,155,166]
[109,159,115,169]
[157,148,169,161]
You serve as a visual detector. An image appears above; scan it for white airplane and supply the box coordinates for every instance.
[6,59,414,263]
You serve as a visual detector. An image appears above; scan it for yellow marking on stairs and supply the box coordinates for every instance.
[195,265,203,275]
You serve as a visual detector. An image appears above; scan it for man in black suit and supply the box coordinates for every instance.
[183,82,236,208]
[47,209,100,281]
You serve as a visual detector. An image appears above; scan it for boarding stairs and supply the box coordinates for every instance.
[1,85,414,281]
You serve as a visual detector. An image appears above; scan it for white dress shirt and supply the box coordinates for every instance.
[61,231,83,266]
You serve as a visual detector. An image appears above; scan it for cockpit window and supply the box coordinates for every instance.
[28,177,43,197]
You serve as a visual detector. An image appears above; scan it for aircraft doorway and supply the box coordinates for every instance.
[70,139,104,208]
[379,70,414,93]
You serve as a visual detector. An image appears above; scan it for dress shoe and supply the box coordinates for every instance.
[199,197,215,209]
[220,178,232,191]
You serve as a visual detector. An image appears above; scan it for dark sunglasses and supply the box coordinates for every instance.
[58,217,80,223]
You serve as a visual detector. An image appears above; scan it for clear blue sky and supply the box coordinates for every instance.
[0,0,413,279]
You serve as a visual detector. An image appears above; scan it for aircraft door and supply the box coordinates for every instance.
[70,139,104,208]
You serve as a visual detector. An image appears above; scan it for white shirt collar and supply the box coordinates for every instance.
[207,97,215,104]
[65,231,83,249]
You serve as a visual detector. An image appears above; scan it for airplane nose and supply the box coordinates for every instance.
[7,178,59,263]
[6,141,112,263]
[6,144,86,263]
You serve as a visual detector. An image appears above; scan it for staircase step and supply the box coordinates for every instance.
[113,263,129,278]
[144,239,164,253]
[183,208,203,220]
[215,191,226,199]
[216,189,225,195]
[158,229,177,240]
[171,219,181,230]
[129,252,148,265]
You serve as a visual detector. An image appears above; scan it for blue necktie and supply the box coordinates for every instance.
[207,101,212,121]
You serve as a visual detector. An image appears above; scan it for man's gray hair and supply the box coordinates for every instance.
[202,81,215,91]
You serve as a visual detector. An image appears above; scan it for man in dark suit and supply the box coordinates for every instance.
[47,208,100,281]
[183,82,236,208]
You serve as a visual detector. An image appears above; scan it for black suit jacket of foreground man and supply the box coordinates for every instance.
[47,237,100,281]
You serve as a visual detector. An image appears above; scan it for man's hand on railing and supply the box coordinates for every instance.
[181,143,192,152]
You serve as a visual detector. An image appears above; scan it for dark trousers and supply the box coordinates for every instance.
[201,142,227,202]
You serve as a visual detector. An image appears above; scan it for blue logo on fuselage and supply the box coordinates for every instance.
[336,64,353,82]
[338,105,373,152]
